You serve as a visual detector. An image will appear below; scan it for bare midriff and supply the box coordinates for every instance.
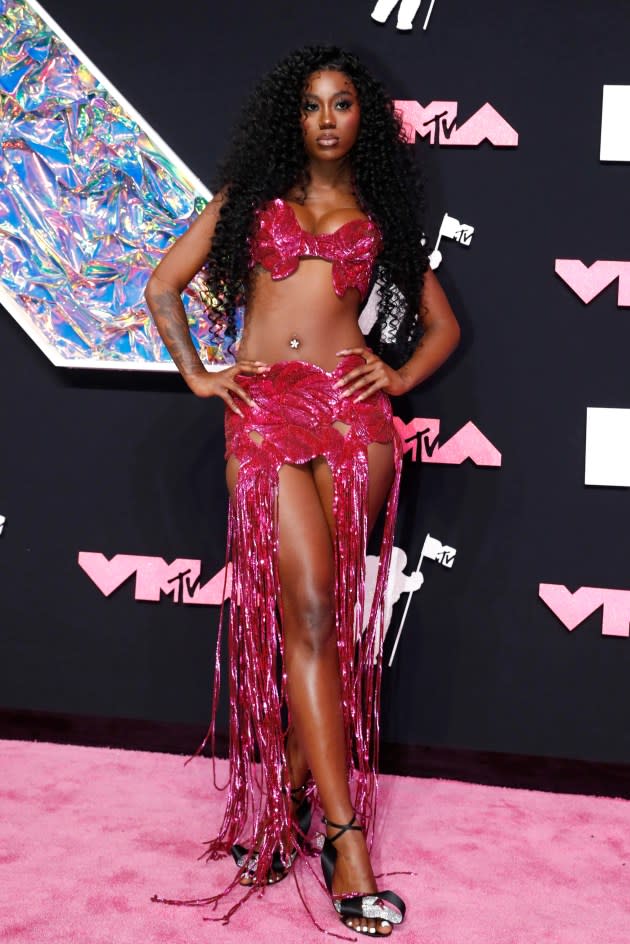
[238,260,367,372]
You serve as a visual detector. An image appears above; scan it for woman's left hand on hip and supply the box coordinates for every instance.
[334,347,409,401]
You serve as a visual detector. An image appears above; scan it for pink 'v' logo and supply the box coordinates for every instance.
[395,101,518,147]
[393,417,501,466]
[554,260,630,306]
[78,552,231,605]
[539,583,630,637]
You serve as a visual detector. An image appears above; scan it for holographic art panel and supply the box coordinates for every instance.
[0,0,240,370]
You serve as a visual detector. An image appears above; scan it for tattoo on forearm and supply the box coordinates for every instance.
[147,286,205,379]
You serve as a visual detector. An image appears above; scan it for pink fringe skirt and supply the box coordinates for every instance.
[197,355,402,888]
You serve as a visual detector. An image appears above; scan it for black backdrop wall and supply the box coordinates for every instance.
[2,0,630,769]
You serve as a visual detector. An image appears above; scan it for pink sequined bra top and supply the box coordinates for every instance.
[249,198,382,300]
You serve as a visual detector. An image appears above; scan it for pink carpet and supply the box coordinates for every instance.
[0,739,628,943]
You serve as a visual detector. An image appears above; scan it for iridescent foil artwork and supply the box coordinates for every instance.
[0,0,241,369]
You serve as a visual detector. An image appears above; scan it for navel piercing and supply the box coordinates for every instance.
[289,336,301,350]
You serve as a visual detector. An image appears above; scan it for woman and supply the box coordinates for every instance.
[145,44,460,937]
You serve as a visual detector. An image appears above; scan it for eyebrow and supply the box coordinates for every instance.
[302,89,355,100]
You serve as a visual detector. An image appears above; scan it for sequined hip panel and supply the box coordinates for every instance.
[224,355,396,464]
[196,355,402,892]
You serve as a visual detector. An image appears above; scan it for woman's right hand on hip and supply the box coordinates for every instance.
[187,361,270,416]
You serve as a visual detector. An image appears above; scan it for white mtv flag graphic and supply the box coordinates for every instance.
[429,213,475,270]
[387,533,457,665]
[363,547,424,646]
[371,0,440,31]
[422,534,456,567]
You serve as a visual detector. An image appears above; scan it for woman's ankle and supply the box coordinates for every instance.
[323,809,360,835]
[285,728,309,791]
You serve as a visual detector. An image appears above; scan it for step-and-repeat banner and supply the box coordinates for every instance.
[1,0,629,764]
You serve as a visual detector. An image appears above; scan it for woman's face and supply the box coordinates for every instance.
[301,69,361,162]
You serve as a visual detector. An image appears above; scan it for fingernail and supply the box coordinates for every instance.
[336,350,347,356]
[333,380,343,388]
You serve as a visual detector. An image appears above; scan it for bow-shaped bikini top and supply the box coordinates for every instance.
[249,198,382,300]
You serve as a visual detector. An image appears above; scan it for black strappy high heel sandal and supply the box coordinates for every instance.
[320,813,406,936]
[289,781,314,846]
[231,781,314,885]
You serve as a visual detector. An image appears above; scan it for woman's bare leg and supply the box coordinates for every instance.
[284,441,395,934]
[227,440,395,931]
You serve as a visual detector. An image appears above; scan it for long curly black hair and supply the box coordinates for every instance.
[207,44,429,368]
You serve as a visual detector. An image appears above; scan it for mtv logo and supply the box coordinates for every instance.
[454,225,474,246]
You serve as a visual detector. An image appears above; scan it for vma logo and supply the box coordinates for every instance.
[555,260,630,307]
[395,100,518,147]
[393,417,501,466]
[78,552,230,605]
[539,583,630,637]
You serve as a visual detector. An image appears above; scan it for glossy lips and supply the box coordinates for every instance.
[317,133,340,147]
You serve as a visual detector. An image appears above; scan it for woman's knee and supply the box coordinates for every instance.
[284,582,336,654]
